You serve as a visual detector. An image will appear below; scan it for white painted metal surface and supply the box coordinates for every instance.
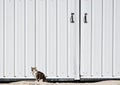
[81,0,120,78]
[0,0,79,79]
[1,0,120,81]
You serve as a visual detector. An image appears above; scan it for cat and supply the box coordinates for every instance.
[31,67,46,82]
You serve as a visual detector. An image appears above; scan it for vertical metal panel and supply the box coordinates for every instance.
[15,0,25,77]
[81,0,120,78]
[102,0,113,76]
[81,0,92,76]
[75,0,80,79]
[47,0,57,77]
[36,0,46,74]
[57,0,68,77]
[114,0,120,76]
[68,0,76,78]
[92,0,102,76]
[26,0,35,77]
[0,0,3,77]
[5,0,15,77]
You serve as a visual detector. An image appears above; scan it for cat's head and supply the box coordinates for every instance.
[31,67,37,72]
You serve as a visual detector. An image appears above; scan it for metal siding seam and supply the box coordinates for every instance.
[67,0,68,77]
[79,0,81,79]
[56,0,58,77]
[66,0,69,77]
[101,0,103,77]
[14,0,15,77]
[91,0,92,77]
[45,0,47,76]
[3,0,5,77]
[35,0,36,67]
[24,0,26,77]
[112,0,114,77]
[74,0,76,78]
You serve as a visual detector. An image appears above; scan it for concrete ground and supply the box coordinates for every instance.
[0,80,120,85]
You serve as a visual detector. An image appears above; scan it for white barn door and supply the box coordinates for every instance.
[81,0,120,78]
[0,0,79,79]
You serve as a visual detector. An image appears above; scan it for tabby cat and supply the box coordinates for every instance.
[31,67,46,82]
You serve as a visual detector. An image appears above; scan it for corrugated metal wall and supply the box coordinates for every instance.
[0,0,79,79]
[81,0,120,78]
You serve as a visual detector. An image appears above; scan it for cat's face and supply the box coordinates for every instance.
[31,67,37,72]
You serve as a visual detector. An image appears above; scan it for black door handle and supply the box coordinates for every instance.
[70,13,75,23]
[84,13,88,23]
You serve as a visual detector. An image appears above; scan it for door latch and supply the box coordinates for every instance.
[70,13,75,23]
[84,13,88,23]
